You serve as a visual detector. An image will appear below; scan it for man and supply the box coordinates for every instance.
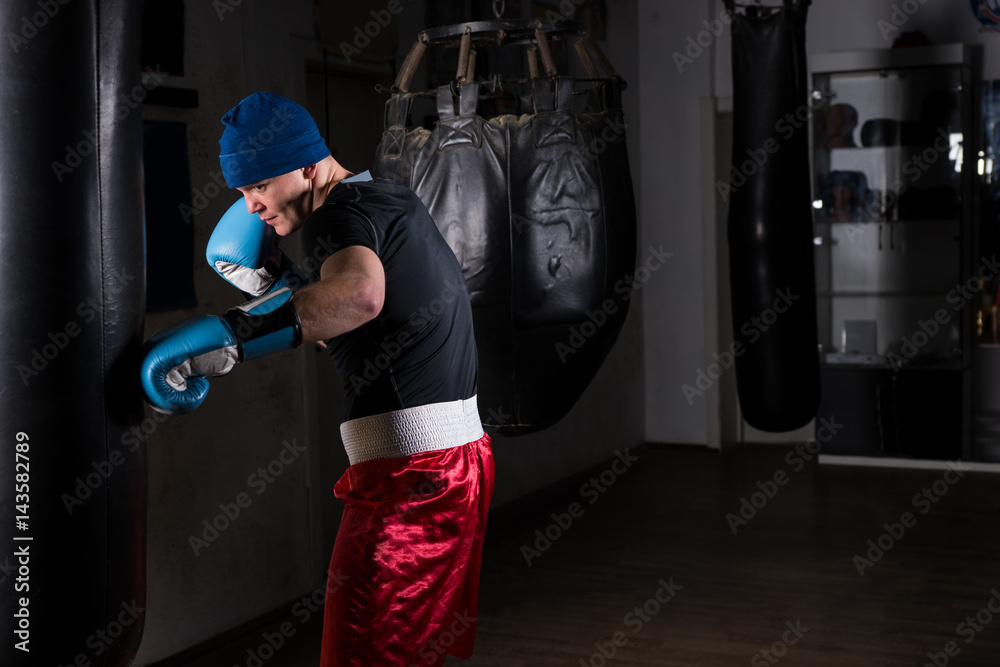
[140,91,493,666]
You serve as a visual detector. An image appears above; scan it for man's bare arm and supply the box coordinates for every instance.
[293,246,385,343]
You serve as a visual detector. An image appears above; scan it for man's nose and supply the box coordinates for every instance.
[244,196,264,214]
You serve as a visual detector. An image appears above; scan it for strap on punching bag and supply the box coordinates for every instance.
[382,97,410,160]
[437,82,479,119]
[726,0,820,432]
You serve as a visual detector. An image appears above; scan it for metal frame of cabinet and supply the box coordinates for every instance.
[810,44,981,460]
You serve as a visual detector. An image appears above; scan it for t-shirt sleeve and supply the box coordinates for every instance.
[301,205,380,278]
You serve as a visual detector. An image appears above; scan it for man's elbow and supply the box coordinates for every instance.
[357,282,384,321]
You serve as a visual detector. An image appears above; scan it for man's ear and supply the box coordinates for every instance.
[301,163,318,179]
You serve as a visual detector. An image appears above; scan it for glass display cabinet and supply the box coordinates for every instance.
[810,44,980,460]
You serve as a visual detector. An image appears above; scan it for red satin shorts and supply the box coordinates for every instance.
[320,433,494,666]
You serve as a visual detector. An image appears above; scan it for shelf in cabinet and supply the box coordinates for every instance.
[818,290,958,298]
[826,144,951,152]
[815,218,959,225]
[820,358,966,371]
[811,43,971,74]
[824,145,958,179]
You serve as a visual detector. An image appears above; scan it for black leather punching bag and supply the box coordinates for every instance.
[0,1,147,665]
[375,20,637,435]
[726,0,819,431]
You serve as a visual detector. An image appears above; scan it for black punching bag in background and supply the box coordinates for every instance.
[725,0,819,431]
[375,20,637,435]
[0,0,147,665]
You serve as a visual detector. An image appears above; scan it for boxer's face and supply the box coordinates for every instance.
[237,169,311,236]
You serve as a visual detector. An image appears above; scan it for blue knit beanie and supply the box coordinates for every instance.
[218,92,331,188]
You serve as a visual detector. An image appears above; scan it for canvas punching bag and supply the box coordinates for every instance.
[0,0,147,664]
[374,19,637,435]
[725,0,820,431]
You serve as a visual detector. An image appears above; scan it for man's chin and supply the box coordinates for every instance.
[264,218,286,236]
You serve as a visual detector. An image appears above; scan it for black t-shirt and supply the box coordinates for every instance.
[300,174,478,422]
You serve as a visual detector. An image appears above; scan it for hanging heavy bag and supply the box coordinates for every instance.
[374,20,637,435]
[0,1,146,664]
[725,0,820,431]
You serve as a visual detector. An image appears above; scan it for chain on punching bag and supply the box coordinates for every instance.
[725,0,820,431]
[374,19,637,435]
[0,0,147,664]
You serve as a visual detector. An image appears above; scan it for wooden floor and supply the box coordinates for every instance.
[173,443,1000,666]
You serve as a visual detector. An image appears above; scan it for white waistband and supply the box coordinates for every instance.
[340,395,484,465]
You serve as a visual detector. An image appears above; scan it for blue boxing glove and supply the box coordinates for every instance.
[139,287,302,414]
[207,198,309,298]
